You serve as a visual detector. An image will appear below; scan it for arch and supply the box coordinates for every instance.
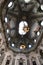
[15,54,27,65]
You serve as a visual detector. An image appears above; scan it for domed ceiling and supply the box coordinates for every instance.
[1,0,43,53]
[0,0,43,65]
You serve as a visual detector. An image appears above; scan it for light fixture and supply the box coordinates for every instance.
[8,1,14,9]
[20,46,23,49]
[6,29,9,34]
[19,21,28,35]
[37,31,40,36]
[0,54,1,57]
[5,17,8,23]
[12,43,14,47]
[34,39,37,43]
[8,37,10,41]
[41,21,43,26]
[41,5,43,11]
[29,44,32,48]
[24,0,30,3]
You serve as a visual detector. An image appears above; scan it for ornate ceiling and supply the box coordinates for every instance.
[0,0,43,65]
[1,0,43,53]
